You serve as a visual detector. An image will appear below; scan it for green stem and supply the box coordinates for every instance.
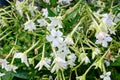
[71,62,82,71]
[77,48,110,78]
[51,46,57,57]
[41,44,45,59]
[0,31,12,41]
[5,38,17,59]
[24,39,40,54]
[61,70,65,80]
[0,28,9,36]
[11,57,15,65]
[62,0,82,19]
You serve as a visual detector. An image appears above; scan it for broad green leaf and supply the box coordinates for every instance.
[2,72,13,80]
[47,8,56,17]
[13,71,31,79]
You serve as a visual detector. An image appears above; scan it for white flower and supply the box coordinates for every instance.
[44,58,51,64]
[15,0,25,16]
[58,0,73,4]
[24,20,36,31]
[64,0,73,4]
[42,8,48,18]
[51,57,67,73]
[57,42,71,54]
[67,54,76,62]
[46,29,63,47]
[78,53,90,64]
[47,24,56,31]
[5,64,18,72]
[43,0,50,4]
[100,13,116,35]
[114,13,120,23]
[49,17,62,28]
[104,60,110,67]
[100,71,111,80]
[95,32,112,47]
[64,35,74,45]
[35,58,51,70]
[56,51,67,60]
[102,13,115,26]
[28,3,37,16]
[92,48,101,59]
[67,54,76,67]
[0,72,5,77]
[28,58,34,65]
[14,53,29,67]
[0,59,8,69]
[37,19,47,27]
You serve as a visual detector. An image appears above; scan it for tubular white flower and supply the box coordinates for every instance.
[79,53,90,64]
[28,3,37,16]
[24,20,36,32]
[35,58,51,70]
[92,48,101,59]
[64,35,74,45]
[37,19,47,27]
[0,59,8,69]
[95,32,112,47]
[42,8,48,18]
[100,71,111,80]
[15,0,25,16]
[51,57,67,73]
[114,13,120,23]
[67,54,76,67]
[5,64,18,72]
[102,13,115,26]
[0,72,5,77]
[49,17,63,28]
[46,29,63,47]
[58,0,73,4]
[47,24,56,31]
[43,0,50,4]
[14,53,29,67]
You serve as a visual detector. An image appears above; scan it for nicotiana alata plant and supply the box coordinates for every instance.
[0,0,120,80]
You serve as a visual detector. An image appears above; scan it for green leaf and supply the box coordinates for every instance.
[13,71,31,79]
[111,57,120,66]
[47,8,56,17]
[2,72,13,80]
[64,7,79,21]
[50,0,57,6]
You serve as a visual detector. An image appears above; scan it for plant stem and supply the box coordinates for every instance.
[24,39,40,54]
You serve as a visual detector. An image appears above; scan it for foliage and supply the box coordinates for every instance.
[0,0,120,80]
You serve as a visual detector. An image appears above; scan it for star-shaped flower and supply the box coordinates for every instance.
[95,32,112,47]
[35,58,51,70]
[24,20,36,32]
[100,71,111,80]
[14,53,29,67]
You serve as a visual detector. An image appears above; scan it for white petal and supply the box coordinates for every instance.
[0,73,5,77]
[95,40,102,44]
[106,72,111,76]
[100,75,104,78]
[102,41,108,47]
[14,53,23,58]
[104,77,111,80]
[106,37,112,42]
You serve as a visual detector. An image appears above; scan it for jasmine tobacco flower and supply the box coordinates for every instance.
[14,52,29,67]
[100,71,111,80]
[95,32,112,47]
[24,20,36,32]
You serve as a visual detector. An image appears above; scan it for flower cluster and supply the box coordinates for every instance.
[0,0,119,80]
